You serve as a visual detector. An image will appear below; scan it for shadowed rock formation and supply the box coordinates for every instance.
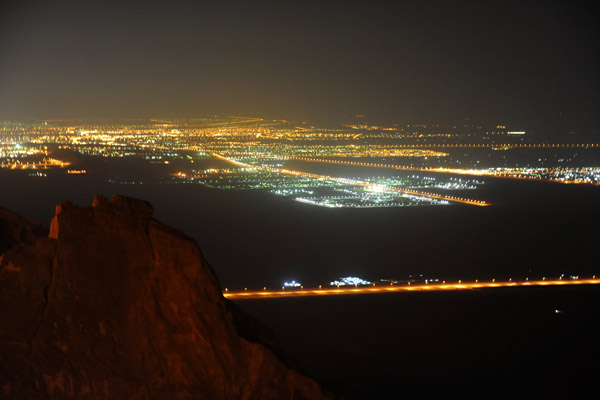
[0,195,333,399]
[0,206,48,254]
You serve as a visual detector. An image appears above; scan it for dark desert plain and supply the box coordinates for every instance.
[1,156,599,398]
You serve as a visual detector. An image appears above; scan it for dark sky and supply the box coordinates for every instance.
[1,0,598,131]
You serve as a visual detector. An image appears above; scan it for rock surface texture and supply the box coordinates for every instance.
[0,206,48,254]
[0,195,332,399]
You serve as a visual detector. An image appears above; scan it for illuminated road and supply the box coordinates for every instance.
[289,157,600,186]
[211,153,490,206]
[370,143,600,149]
[223,278,600,300]
[202,116,264,126]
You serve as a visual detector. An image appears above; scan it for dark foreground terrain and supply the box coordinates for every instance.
[239,286,600,399]
[0,196,332,399]
[1,177,599,398]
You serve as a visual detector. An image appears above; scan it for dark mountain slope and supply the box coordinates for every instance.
[0,195,332,399]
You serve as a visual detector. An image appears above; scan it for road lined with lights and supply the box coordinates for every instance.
[211,152,490,206]
[288,157,600,186]
[223,278,600,300]
[367,143,600,149]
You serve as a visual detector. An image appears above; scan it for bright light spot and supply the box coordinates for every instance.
[329,276,372,286]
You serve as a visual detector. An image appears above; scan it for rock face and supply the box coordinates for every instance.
[0,206,48,254]
[0,195,332,399]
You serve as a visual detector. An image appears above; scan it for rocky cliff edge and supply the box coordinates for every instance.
[0,195,333,399]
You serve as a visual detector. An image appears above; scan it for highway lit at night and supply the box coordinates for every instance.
[289,157,600,186]
[212,152,491,206]
[223,278,600,300]
[338,143,600,149]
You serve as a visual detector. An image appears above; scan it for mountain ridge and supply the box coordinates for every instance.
[0,194,333,399]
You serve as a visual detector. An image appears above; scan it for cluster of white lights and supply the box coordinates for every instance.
[330,276,372,286]
[283,280,301,287]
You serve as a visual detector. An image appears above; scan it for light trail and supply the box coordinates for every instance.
[288,157,600,186]
[223,278,600,300]
[362,143,600,149]
[201,116,264,127]
[211,153,490,206]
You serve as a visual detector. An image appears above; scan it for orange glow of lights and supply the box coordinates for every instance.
[211,152,490,207]
[288,157,600,187]
[223,279,600,300]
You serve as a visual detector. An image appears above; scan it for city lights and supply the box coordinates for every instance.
[2,118,599,209]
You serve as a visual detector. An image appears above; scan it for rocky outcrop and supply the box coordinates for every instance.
[0,195,332,399]
[0,206,48,254]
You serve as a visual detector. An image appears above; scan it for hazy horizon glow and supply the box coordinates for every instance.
[1,0,599,134]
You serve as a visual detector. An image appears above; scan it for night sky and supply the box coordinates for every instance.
[1,0,598,131]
